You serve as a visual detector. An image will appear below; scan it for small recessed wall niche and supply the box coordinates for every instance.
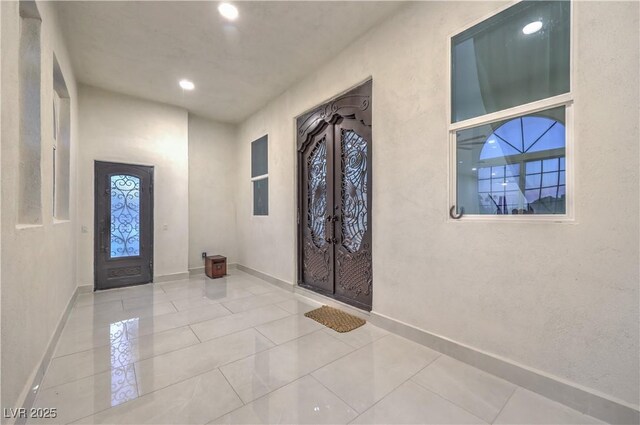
[18,0,43,225]
[52,54,70,220]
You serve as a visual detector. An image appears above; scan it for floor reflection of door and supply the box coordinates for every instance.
[94,161,154,290]
[296,80,373,311]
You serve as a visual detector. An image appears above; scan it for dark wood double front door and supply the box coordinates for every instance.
[94,161,154,290]
[297,80,373,311]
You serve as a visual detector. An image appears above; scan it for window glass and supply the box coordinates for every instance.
[110,175,141,257]
[253,178,269,216]
[452,0,570,122]
[456,107,565,215]
[251,135,268,177]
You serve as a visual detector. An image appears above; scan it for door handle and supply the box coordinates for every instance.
[100,223,106,253]
[325,215,334,244]
[449,205,464,219]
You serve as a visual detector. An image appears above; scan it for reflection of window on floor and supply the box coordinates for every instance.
[474,114,566,215]
[110,318,139,407]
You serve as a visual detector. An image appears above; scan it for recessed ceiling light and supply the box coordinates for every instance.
[522,20,543,35]
[218,3,238,21]
[179,79,195,90]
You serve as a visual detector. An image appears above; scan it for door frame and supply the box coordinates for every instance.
[295,79,373,310]
[93,160,154,290]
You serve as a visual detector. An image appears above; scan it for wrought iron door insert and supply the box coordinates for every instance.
[297,80,372,311]
[94,161,154,290]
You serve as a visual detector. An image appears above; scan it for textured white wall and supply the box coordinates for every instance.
[1,0,78,412]
[76,85,189,284]
[188,114,238,269]
[235,1,639,406]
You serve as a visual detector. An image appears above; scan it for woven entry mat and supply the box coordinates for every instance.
[304,305,366,333]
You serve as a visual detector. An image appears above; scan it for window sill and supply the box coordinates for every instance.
[53,218,71,225]
[15,223,43,230]
[448,215,576,224]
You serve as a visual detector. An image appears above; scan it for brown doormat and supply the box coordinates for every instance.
[304,305,366,333]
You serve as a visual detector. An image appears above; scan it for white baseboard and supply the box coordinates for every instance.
[77,284,93,293]
[236,263,638,425]
[13,286,79,425]
[153,271,189,283]
[189,266,205,276]
[236,264,293,292]
[369,312,639,424]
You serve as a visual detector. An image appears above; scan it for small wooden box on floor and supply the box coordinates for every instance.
[205,255,227,279]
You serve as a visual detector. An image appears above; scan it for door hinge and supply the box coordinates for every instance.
[297,208,300,224]
[149,259,153,270]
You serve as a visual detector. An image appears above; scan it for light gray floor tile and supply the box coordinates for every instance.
[75,285,165,307]
[321,323,389,349]
[213,375,358,424]
[494,388,604,424]
[190,304,290,342]
[71,300,124,318]
[411,355,516,423]
[255,314,324,345]
[243,283,278,295]
[222,292,292,314]
[73,369,242,424]
[276,299,322,315]
[171,289,254,311]
[350,380,486,424]
[43,326,199,389]
[30,271,604,425]
[63,302,178,334]
[29,365,138,425]
[134,328,274,395]
[312,334,440,413]
[125,303,232,339]
[121,293,179,310]
[220,330,354,403]
[55,319,131,357]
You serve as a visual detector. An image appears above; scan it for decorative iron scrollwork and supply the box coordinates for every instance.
[303,241,330,283]
[110,175,140,258]
[307,138,328,249]
[107,266,142,278]
[336,243,372,297]
[340,130,368,253]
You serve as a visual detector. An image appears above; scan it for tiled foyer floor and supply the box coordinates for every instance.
[30,270,603,424]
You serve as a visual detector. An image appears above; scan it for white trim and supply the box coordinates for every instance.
[449,94,573,132]
[153,271,189,283]
[370,311,639,425]
[251,134,269,216]
[14,286,79,425]
[251,176,269,217]
[447,0,575,223]
[250,173,268,182]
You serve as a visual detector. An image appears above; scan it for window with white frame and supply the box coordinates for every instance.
[52,54,71,220]
[450,0,572,218]
[251,135,268,216]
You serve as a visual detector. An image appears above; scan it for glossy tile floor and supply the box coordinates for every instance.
[30,270,604,424]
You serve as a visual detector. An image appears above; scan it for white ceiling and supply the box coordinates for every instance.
[55,1,404,123]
